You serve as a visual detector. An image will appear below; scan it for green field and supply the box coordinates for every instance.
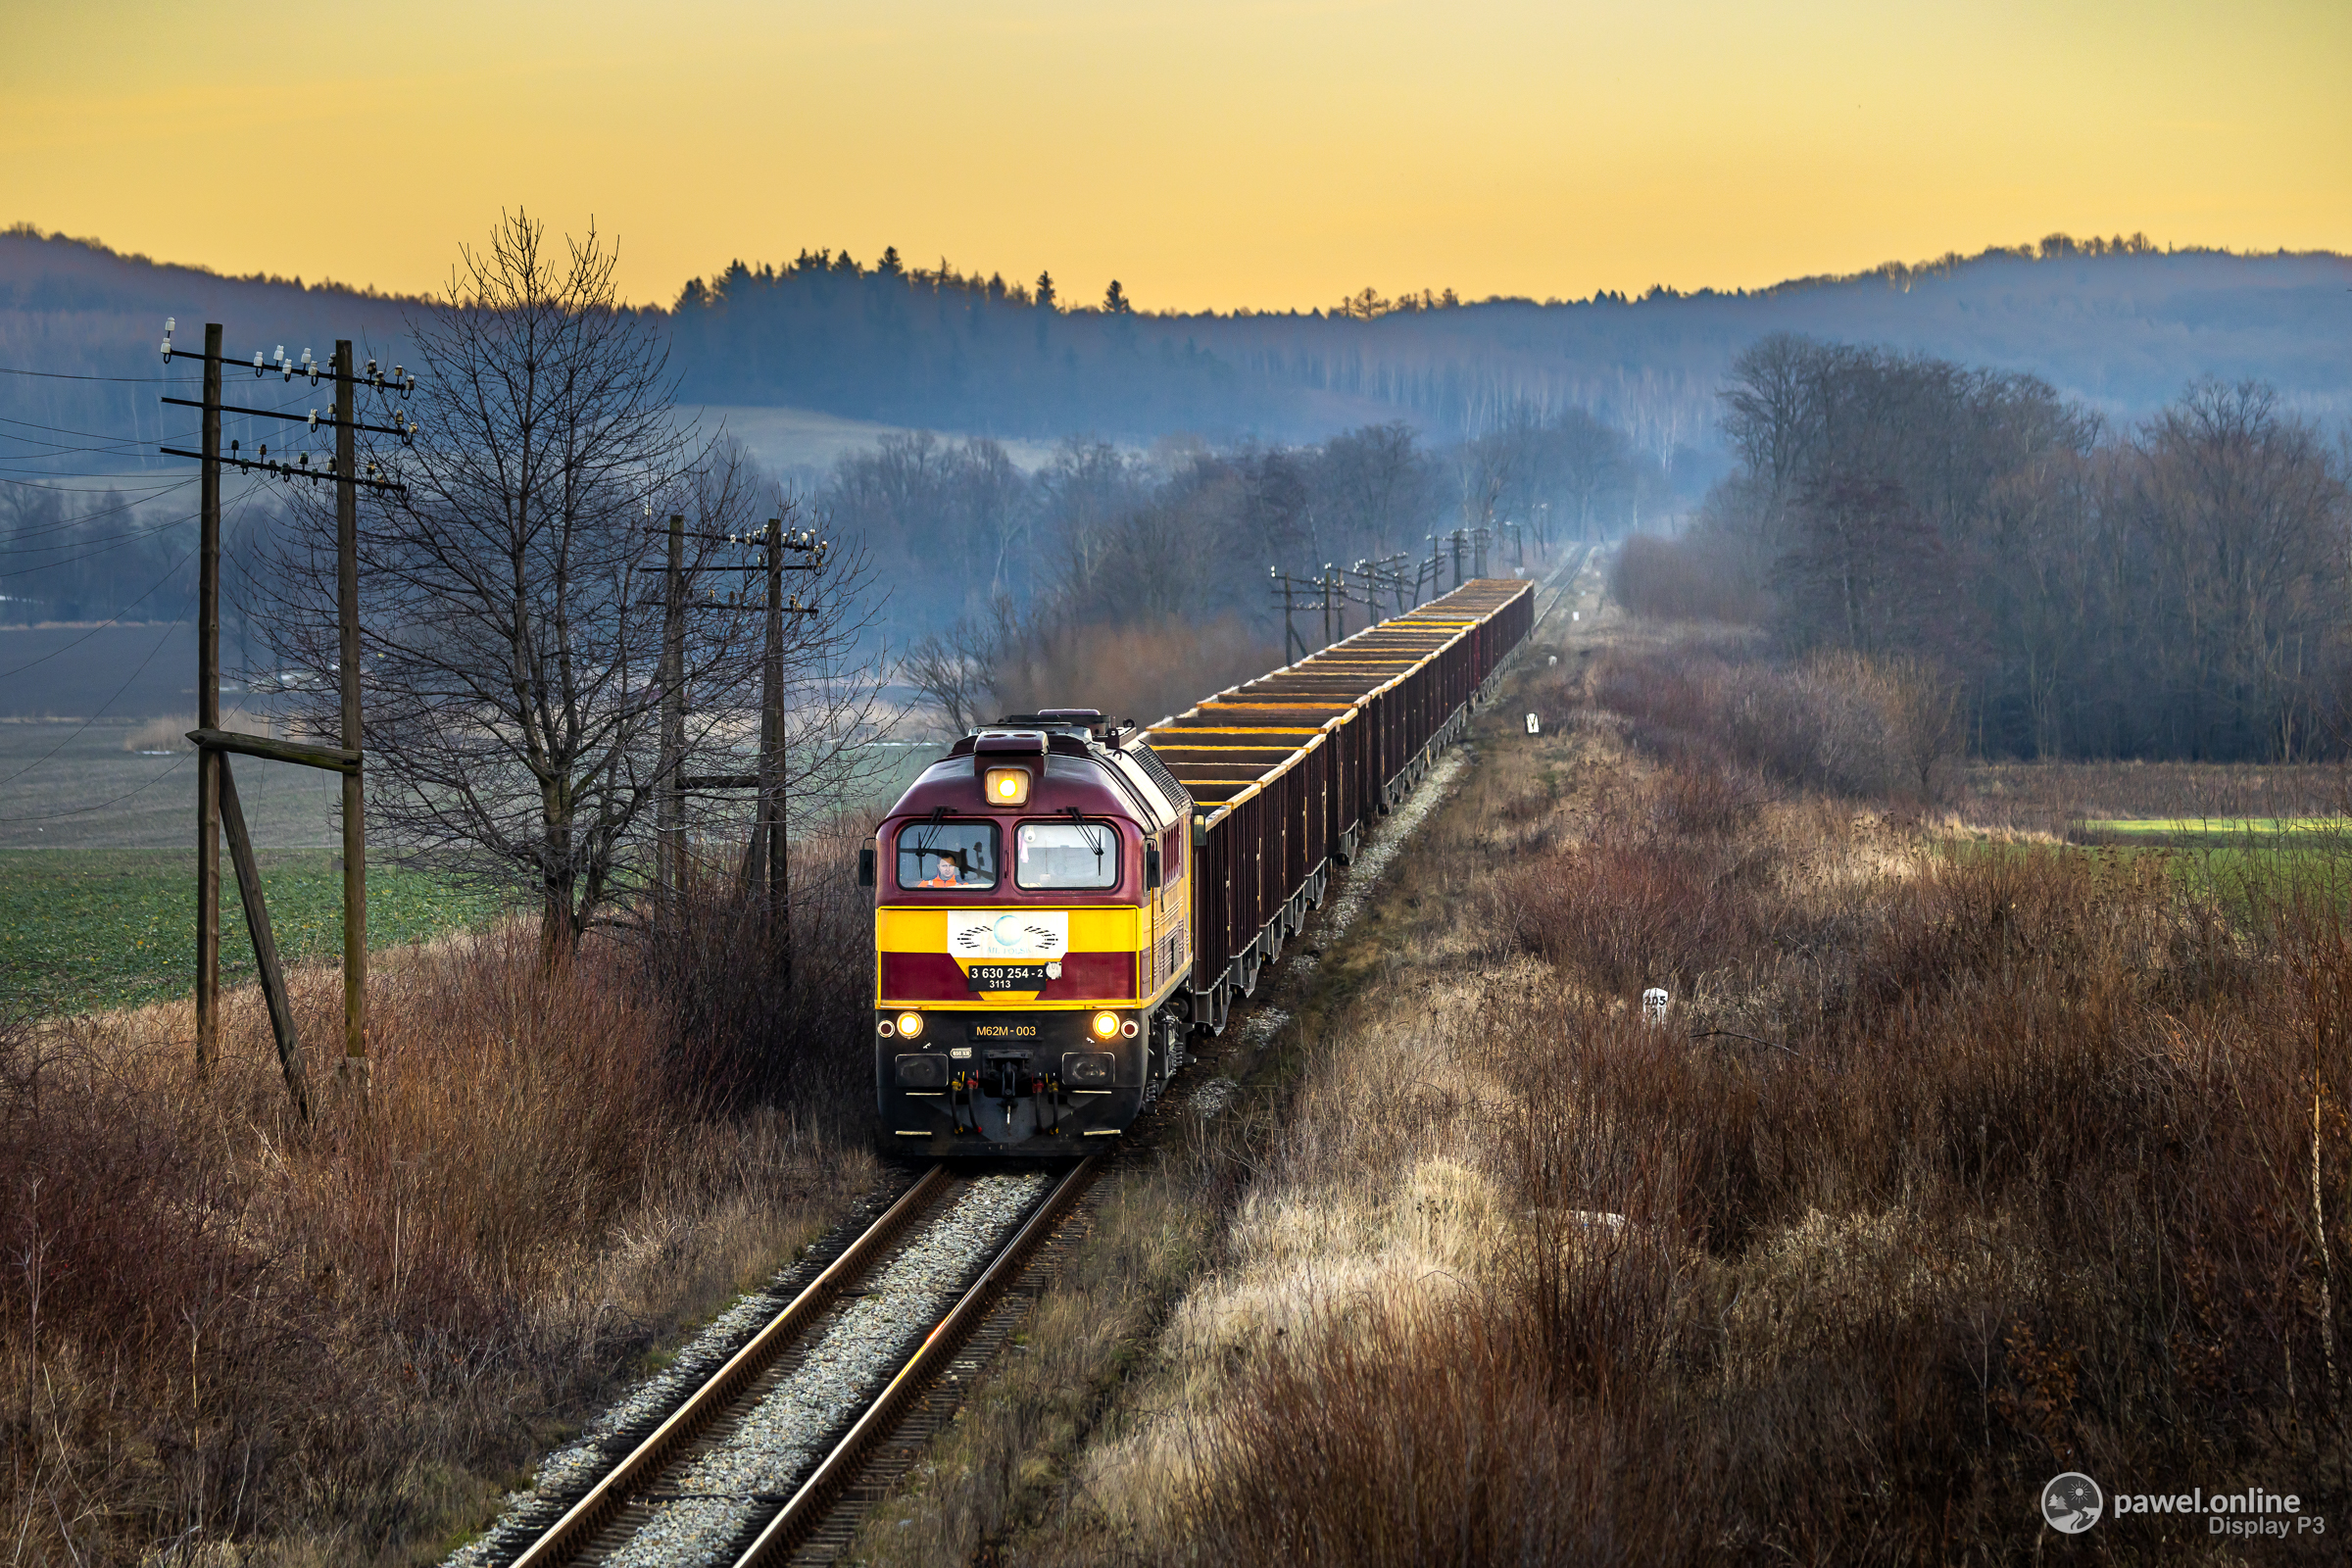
[2077,815,2352,842]
[1949,833,2352,924]
[0,849,511,1017]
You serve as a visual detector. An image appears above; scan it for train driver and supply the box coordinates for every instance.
[920,854,963,888]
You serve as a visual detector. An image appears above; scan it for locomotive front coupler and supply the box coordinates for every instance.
[983,1051,1033,1102]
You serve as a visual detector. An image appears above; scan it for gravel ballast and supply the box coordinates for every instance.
[600,1171,1053,1567]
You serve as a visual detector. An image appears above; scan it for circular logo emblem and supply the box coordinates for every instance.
[2042,1473,2103,1534]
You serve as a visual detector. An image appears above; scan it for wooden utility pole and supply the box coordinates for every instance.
[758,513,786,934]
[1269,567,1308,662]
[163,325,410,1114]
[730,514,824,975]
[658,514,685,914]
[334,341,368,1090]
[195,323,223,1072]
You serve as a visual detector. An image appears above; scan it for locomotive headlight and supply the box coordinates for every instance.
[984,766,1031,807]
[897,1010,925,1041]
[1090,1009,1121,1041]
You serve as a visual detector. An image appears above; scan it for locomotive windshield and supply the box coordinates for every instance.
[1015,819,1119,890]
[897,821,998,890]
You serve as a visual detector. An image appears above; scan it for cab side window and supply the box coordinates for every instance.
[897,821,999,890]
[1014,819,1120,890]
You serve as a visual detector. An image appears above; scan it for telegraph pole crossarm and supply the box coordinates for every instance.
[160,395,418,442]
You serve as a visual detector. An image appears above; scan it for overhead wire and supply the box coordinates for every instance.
[0,346,413,822]
[0,371,329,576]
[0,615,187,792]
[0,364,331,474]
[0,365,202,384]
[0,510,206,578]
[0,481,270,806]
[0,411,197,446]
[0,749,194,823]
[0,501,228,678]
[0,480,198,546]
[0,473,189,495]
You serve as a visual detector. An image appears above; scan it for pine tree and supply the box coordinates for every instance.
[1035,270,1057,310]
[1104,279,1132,314]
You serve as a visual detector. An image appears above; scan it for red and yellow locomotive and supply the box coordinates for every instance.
[863,711,1195,1154]
[863,579,1538,1156]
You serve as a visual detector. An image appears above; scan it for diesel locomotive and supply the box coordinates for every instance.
[864,579,1536,1155]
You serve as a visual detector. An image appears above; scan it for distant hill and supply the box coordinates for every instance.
[4,223,2347,476]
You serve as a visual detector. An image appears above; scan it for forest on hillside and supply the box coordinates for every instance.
[5,222,2346,457]
[8,220,2350,756]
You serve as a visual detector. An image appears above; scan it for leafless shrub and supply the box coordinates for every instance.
[1586,643,1966,803]
[0,894,870,1561]
[1609,531,1767,623]
[632,815,876,1116]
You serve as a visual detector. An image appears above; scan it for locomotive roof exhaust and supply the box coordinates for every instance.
[995,709,1137,746]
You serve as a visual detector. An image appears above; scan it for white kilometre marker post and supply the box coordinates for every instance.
[1642,987,1670,1024]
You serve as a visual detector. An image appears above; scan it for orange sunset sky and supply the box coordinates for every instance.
[4,0,2346,312]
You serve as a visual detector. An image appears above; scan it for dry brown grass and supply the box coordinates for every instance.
[2,878,874,1564]
[1045,613,2352,1565]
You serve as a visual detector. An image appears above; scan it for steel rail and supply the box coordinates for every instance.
[509,1162,956,1568]
[729,1153,1103,1567]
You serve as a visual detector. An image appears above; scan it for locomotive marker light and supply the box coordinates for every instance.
[897,1010,926,1040]
[1526,712,1541,735]
[985,767,1030,806]
[1091,1009,1122,1041]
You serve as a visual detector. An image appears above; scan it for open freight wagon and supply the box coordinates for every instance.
[1145,577,1535,1032]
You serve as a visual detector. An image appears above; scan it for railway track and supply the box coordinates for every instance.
[503,1155,1100,1568]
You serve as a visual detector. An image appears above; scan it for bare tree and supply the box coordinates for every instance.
[1877,654,1969,804]
[266,213,794,959]
[900,605,1009,739]
[1312,422,1433,558]
[2125,380,2350,759]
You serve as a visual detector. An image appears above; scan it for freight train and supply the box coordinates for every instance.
[862,579,1535,1154]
